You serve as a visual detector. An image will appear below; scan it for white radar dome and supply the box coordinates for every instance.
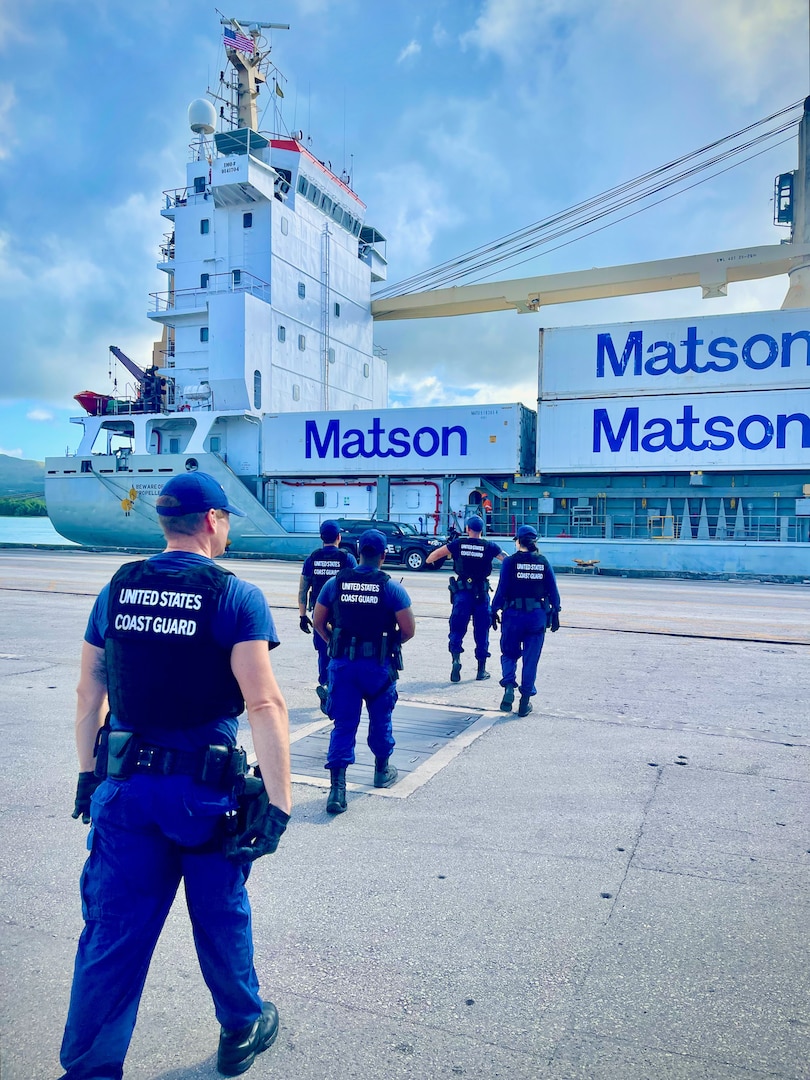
[188,99,216,135]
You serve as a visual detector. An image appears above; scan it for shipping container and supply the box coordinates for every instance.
[262,403,536,477]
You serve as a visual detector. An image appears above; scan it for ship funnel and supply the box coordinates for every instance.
[188,98,217,135]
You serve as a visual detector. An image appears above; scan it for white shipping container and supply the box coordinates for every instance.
[263,403,535,477]
[539,308,810,400]
[537,388,810,473]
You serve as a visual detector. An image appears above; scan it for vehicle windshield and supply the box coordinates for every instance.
[398,523,419,535]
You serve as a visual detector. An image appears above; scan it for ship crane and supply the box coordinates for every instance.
[371,242,810,321]
[108,347,169,413]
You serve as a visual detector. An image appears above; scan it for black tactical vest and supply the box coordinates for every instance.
[507,552,550,601]
[332,567,395,643]
[105,559,244,734]
[309,546,354,604]
[455,537,493,585]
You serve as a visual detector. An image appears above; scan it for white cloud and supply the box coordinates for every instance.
[0,82,16,159]
[0,446,22,457]
[397,40,421,64]
[432,22,450,47]
[26,409,54,422]
[370,163,465,275]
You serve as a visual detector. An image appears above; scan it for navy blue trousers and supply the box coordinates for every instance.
[60,775,262,1080]
[326,658,397,768]
[448,590,491,660]
[499,608,547,696]
[313,629,330,685]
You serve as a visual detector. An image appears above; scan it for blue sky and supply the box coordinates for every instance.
[0,0,806,460]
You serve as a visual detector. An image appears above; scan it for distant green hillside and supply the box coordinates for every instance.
[0,454,45,497]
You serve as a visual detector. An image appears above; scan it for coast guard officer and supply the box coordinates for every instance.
[298,520,356,712]
[490,524,561,717]
[313,529,414,814]
[60,471,292,1079]
[426,514,504,682]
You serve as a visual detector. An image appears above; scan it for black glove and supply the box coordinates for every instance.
[491,611,500,630]
[299,614,313,634]
[224,785,290,864]
[72,771,102,824]
[549,609,560,633]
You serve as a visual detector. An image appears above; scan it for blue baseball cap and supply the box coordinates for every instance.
[320,519,340,542]
[358,529,387,556]
[467,515,484,532]
[156,472,246,517]
[516,524,537,542]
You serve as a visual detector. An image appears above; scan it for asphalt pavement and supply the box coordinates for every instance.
[0,550,808,1079]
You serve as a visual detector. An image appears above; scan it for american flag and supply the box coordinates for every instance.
[223,26,255,54]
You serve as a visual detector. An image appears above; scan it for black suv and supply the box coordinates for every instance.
[335,519,446,571]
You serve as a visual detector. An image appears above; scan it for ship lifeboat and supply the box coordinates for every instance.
[74,391,113,416]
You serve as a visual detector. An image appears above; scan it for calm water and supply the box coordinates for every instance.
[0,516,78,546]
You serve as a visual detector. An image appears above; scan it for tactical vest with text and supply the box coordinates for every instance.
[105,559,244,734]
[332,567,395,645]
[309,546,355,605]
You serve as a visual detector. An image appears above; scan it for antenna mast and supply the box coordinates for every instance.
[217,17,290,131]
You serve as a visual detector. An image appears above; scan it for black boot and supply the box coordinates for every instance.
[315,684,328,715]
[450,652,462,683]
[476,660,490,681]
[218,1000,278,1076]
[373,756,398,788]
[326,767,347,814]
[518,693,533,717]
[500,685,515,712]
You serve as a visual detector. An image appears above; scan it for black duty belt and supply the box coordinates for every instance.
[102,730,248,787]
[505,597,545,612]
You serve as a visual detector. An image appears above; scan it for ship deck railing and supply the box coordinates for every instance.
[149,271,270,313]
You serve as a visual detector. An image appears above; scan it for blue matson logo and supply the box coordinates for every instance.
[593,404,810,453]
[596,326,810,378]
[305,417,469,459]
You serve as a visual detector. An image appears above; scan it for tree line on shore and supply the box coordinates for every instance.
[0,494,47,517]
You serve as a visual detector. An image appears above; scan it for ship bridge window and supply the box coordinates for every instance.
[331,203,342,224]
[243,212,253,228]
[320,194,333,215]
[200,219,210,235]
[297,175,308,197]
[307,183,321,205]
[253,370,262,409]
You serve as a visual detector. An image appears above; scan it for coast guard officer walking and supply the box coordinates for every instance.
[298,519,356,712]
[60,472,292,1079]
[313,529,414,814]
[426,515,504,682]
[490,524,561,717]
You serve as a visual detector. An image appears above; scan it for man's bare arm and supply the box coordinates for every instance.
[396,607,416,644]
[231,641,292,815]
[312,601,331,644]
[76,642,108,772]
[426,544,450,565]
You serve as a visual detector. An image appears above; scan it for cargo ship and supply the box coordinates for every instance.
[45,17,810,577]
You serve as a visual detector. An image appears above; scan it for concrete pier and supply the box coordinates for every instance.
[0,550,808,1079]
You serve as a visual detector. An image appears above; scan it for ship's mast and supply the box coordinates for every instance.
[219,17,289,131]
